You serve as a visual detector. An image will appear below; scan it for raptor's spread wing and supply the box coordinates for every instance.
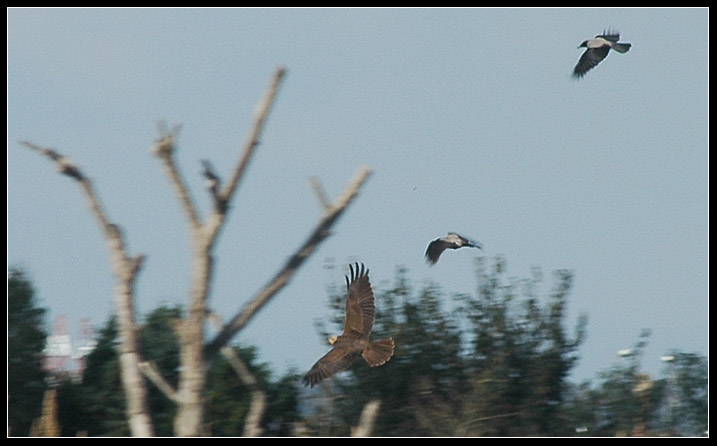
[342,262,376,338]
[302,347,362,387]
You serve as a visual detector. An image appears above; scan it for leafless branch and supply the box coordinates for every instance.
[138,362,179,403]
[351,399,381,437]
[154,67,288,437]
[150,130,201,229]
[20,141,154,437]
[22,67,373,438]
[221,66,287,203]
[309,176,331,211]
[221,346,267,437]
[205,165,372,358]
[463,412,520,429]
[20,141,84,181]
[207,313,266,436]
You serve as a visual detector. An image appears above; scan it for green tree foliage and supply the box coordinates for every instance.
[140,305,182,435]
[663,352,709,436]
[55,304,300,436]
[62,309,182,436]
[305,265,466,436]
[561,334,708,436]
[205,345,301,436]
[570,329,654,436]
[71,316,130,436]
[306,258,587,436]
[8,267,48,436]
[15,261,706,436]
[452,259,586,436]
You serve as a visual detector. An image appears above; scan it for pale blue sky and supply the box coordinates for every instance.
[8,8,708,383]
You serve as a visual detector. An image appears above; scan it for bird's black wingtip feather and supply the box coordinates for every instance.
[346,262,369,288]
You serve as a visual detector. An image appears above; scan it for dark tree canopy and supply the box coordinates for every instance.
[8,267,48,437]
[53,304,301,436]
[304,259,587,436]
[10,261,706,436]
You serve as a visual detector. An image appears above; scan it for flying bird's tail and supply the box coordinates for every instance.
[467,241,483,250]
[611,42,631,53]
[362,338,395,367]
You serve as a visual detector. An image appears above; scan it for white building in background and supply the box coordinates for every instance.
[43,315,96,378]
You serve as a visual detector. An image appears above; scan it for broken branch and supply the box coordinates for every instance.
[205,165,371,357]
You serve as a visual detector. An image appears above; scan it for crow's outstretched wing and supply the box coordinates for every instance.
[573,45,611,78]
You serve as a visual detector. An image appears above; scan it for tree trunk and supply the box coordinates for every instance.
[173,247,213,436]
[115,278,154,436]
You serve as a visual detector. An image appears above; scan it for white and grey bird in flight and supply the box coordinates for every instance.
[573,30,631,79]
[425,233,483,265]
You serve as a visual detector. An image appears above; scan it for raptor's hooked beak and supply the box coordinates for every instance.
[328,335,338,345]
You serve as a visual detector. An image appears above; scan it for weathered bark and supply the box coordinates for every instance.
[20,142,154,437]
[172,246,213,436]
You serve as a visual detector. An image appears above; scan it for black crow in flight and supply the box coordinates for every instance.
[425,233,483,265]
[573,30,631,78]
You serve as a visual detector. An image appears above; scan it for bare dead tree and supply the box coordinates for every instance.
[20,141,154,436]
[22,66,372,436]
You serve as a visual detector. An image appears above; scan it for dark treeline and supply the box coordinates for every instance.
[7,261,708,436]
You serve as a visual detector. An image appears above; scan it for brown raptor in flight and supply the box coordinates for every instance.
[303,263,395,387]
